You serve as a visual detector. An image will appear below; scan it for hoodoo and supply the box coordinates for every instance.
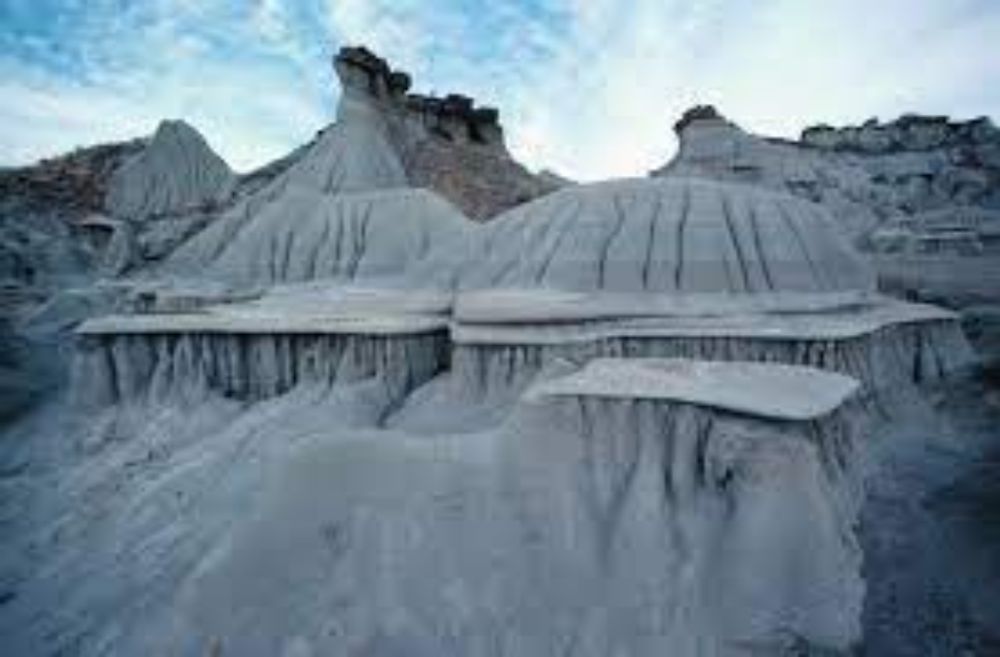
[331,45,556,220]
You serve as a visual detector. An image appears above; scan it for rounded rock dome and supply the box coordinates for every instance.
[167,185,470,286]
[460,177,874,295]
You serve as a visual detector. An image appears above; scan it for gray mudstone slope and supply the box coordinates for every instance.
[156,64,471,289]
[165,186,468,287]
[459,177,873,293]
[105,119,235,222]
[0,46,992,657]
[160,361,864,656]
[26,163,970,655]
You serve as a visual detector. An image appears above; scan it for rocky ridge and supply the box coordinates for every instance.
[0,139,146,218]
[801,114,1000,154]
[656,106,1000,240]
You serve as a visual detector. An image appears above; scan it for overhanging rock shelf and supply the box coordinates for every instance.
[73,287,451,406]
[449,289,972,397]
[500,358,866,651]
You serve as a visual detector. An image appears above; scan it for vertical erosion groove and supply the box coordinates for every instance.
[532,199,582,286]
[346,200,374,278]
[748,202,775,291]
[777,200,826,290]
[720,193,751,292]
[596,194,629,289]
[81,331,450,407]
[641,191,663,291]
[330,204,345,278]
[307,211,332,279]
[674,185,692,290]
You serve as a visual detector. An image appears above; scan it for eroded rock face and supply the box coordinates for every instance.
[105,119,235,222]
[332,45,556,220]
[95,120,240,273]
[674,104,725,133]
[655,106,1000,241]
[459,177,875,295]
[0,140,145,218]
[165,186,470,286]
[0,139,146,291]
[335,46,504,150]
[0,120,241,292]
[801,115,1000,155]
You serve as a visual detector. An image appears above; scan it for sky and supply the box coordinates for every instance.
[1,0,999,181]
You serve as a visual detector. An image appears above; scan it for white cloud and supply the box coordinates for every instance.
[1,0,998,180]
[0,0,332,171]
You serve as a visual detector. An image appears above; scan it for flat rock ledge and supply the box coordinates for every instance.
[526,357,860,421]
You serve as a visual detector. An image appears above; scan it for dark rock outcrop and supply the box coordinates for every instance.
[334,46,505,149]
[0,140,145,293]
[655,105,1000,240]
[801,115,1000,154]
[673,105,725,133]
[0,140,145,218]
[333,45,556,220]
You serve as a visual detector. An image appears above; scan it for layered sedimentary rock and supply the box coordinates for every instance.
[655,106,1000,241]
[0,140,145,219]
[654,108,999,363]
[74,286,452,407]
[451,312,970,401]
[0,138,145,292]
[0,119,241,291]
[449,177,973,397]
[332,46,556,220]
[801,114,1000,155]
[80,121,469,410]
[4,40,990,657]
[72,330,447,408]
[460,177,873,293]
[0,43,552,312]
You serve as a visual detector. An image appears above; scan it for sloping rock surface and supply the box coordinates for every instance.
[165,185,469,286]
[105,120,235,222]
[459,177,873,294]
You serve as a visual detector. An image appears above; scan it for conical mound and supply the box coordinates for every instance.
[460,177,874,294]
[105,120,234,221]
